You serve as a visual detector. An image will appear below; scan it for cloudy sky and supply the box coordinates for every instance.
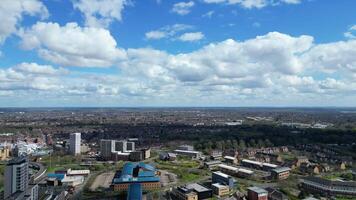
[0,0,356,107]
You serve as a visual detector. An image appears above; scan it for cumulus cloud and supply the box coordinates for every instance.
[203,0,302,9]
[19,22,126,67]
[3,31,356,106]
[178,32,205,42]
[72,0,129,28]
[0,0,48,44]
[171,1,195,15]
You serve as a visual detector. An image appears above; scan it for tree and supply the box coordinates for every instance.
[239,139,246,149]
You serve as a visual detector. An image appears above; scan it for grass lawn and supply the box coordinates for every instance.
[155,157,208,183]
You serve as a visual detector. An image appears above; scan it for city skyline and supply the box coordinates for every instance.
[0,0,356,107]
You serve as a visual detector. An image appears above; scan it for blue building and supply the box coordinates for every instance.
[127,183,142,200]
[112,162,161,192]
[212,171,234,188]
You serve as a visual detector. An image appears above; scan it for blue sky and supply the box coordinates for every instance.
[0,0,356,107]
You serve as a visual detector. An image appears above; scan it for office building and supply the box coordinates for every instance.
[212,183,229,197]
[247,187,268,200]
[212,171,234,188]
[100,140,116,160]
[224,156,238,164]
[126,142,135,151]
[115,140,127,152]
[69,133,81,155]
[112,162,160,192]
[4,156,29,199]
[241,159,278,171]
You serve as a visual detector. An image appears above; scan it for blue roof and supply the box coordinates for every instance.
[127,183,142,200]
[47,173,65,180]
[112,162,160,184]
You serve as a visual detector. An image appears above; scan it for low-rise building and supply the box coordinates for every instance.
[174,149,202,159]
[265,187,288,200]
[218,164,254,178]
[247,187,268,200]
[171,186,198,200]
[212,183,229,197]
[270,167,291,180]
[212,171,234,188]
[111,162,160,192]
[204,160,221,170]
[159,152,176,161]
[300,176,356,197]
[186,183,212,200]
[178,145,194,151]
[224,156,238,164]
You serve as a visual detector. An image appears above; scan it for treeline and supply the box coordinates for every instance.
[157,124,356,149]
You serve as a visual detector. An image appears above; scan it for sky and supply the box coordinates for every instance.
[0,0,356,107]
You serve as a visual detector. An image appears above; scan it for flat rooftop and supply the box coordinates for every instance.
[186,183,211,192]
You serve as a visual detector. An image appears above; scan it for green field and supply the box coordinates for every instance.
[155,157,208,183]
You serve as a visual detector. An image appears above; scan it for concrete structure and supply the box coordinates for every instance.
[174,149,202,159]
[212,171,234,188]
[301,176,356,196]
[4,156,29,199]
[212,183,229,197]
[210,150,223,160]
[247,187,268,200]
[69,133,81,155]
[270,167,291,180]
[111,162,160,192]
[186,183,212,200]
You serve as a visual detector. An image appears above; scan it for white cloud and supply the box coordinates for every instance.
[203,0,301,9]
[344,25,356,39]
[0,0,48,44]
[145,24,193,40]
[178,32,205,42]
[20,22,126,67]
[72,0,129,28]
[171,1,195,15]
[202,11,215,18]
[3,31,356,106]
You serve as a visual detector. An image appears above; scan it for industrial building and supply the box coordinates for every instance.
[111,162,160,192]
